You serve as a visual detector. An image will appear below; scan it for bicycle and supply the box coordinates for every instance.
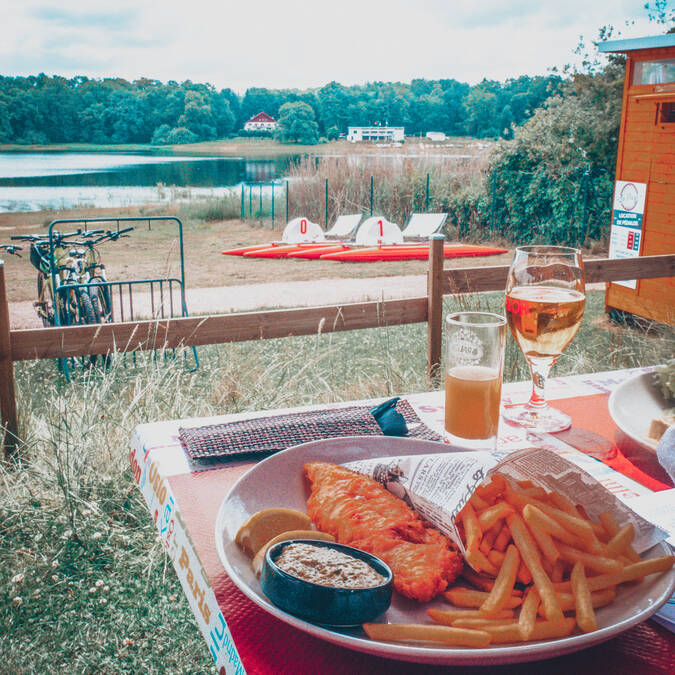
[75,227,134,324]
[7,227,134,329]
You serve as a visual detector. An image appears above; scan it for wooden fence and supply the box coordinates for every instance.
[2,238,674,455]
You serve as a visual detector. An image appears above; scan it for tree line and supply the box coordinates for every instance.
[0,73,562,145]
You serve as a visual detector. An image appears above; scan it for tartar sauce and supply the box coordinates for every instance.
[275,543,386,589]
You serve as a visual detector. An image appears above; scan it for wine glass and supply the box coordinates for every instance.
[503,246,585,432]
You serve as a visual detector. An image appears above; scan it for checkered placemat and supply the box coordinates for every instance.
[178,399,443,461]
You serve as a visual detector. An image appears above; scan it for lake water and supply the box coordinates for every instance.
[0,153,297,212]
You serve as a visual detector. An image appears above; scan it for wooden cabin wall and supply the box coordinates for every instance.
[606,46,675,324]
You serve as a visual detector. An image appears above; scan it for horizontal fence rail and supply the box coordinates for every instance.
[2,242,674,455]
[9,297,429,361]
[441,254,675,294]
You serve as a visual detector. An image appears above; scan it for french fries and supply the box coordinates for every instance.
[443,587,522,609]
[570,562,597,633]
[480,544,520,615]
[363,473,674,649]
[362,623,491,648]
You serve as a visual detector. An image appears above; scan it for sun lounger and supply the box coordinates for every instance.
[400,213,448,240]
[325,214,362,239]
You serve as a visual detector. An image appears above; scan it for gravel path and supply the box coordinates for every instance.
[8,275,430,328]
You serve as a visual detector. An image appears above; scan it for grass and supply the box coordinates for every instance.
[287,151,490,231]
[1,289,673,673]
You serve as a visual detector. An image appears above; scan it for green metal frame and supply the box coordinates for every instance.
[46,216,196,378]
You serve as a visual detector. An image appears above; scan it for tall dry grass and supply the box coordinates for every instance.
[286,154,489,234]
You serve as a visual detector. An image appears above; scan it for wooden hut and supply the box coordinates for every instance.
[598,34,675,325]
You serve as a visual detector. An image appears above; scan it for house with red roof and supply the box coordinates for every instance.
[244,112,278,132]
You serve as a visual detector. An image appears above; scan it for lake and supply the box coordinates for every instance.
[0,152,297,212]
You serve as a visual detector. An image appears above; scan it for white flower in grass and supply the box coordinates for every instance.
[92,532,103,541]
[12,597,22,607]
[89,586,97,594]
[99,598,107,605]
[51,575,59,582]
[95,580,104,588]
[51,560,60,568]
[103,585,110,592]
[62,529,73,540]
[11,573,24,584]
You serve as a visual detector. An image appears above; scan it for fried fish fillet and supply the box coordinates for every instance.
[304,462,463,602]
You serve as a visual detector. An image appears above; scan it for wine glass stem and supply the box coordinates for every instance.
[527,356,556,409]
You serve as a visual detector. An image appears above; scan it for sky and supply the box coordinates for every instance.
[0,0,662,92]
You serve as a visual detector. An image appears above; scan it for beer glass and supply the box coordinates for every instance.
[445,312,506,449]
[504,246,585,432]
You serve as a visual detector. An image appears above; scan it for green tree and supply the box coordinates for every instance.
[274,101,319,144]
[166,126,198,144]
[178,90,217,140]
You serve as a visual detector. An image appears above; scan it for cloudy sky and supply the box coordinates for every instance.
[0,1,660,91]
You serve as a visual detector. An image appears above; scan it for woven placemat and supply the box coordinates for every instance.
[179,399,443,461]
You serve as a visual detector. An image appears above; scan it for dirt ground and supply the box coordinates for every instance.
[1,207,514,328]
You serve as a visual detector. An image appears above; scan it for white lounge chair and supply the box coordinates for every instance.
[325,214,362,239]
[354,216,404,245]
[281,217,326,243]
[400,213,448,240]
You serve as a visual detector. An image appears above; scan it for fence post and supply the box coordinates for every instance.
[370,175,374,217]
[325,178,328,227]
[426,235,445,385]
[259,183,263,223]
[0,262,18,457]
[248,185,252,218]
[425,173,430,212]
[285,180,289,224]
[240,184,245,220]
[271,183,275,227]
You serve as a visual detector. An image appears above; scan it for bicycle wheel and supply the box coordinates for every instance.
[88,277,112,323]
[76,289,100,367]
[88,280,113,368]
[36,274,56,327]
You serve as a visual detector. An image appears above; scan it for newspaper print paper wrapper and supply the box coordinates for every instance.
[343,447,667,570]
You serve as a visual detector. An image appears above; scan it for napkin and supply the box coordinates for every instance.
[656,425,675,483]
[370,397,409,436]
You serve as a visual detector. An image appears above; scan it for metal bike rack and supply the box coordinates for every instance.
[46,216,198,379]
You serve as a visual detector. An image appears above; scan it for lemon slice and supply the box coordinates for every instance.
[251,530,336,577]
[235,508,312,557]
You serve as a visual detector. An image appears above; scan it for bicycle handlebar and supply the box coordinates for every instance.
[10,229,84,243]
[0,244,23,256]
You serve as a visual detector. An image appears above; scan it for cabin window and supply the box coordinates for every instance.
[633,58,675,85]
[659,101,675,123]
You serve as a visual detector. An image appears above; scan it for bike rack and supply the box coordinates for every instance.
[46,216,198,379]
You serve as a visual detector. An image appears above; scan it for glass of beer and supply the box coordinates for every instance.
[445,312,506,449]
[504,245,585,432]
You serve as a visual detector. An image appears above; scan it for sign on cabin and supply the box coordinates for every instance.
[609,180,647,289]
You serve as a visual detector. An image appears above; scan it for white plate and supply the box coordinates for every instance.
[609,372,671,452]
[214,436,675,666]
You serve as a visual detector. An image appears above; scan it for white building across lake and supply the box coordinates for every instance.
[347,126,405,143]
[244,112,278,132]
